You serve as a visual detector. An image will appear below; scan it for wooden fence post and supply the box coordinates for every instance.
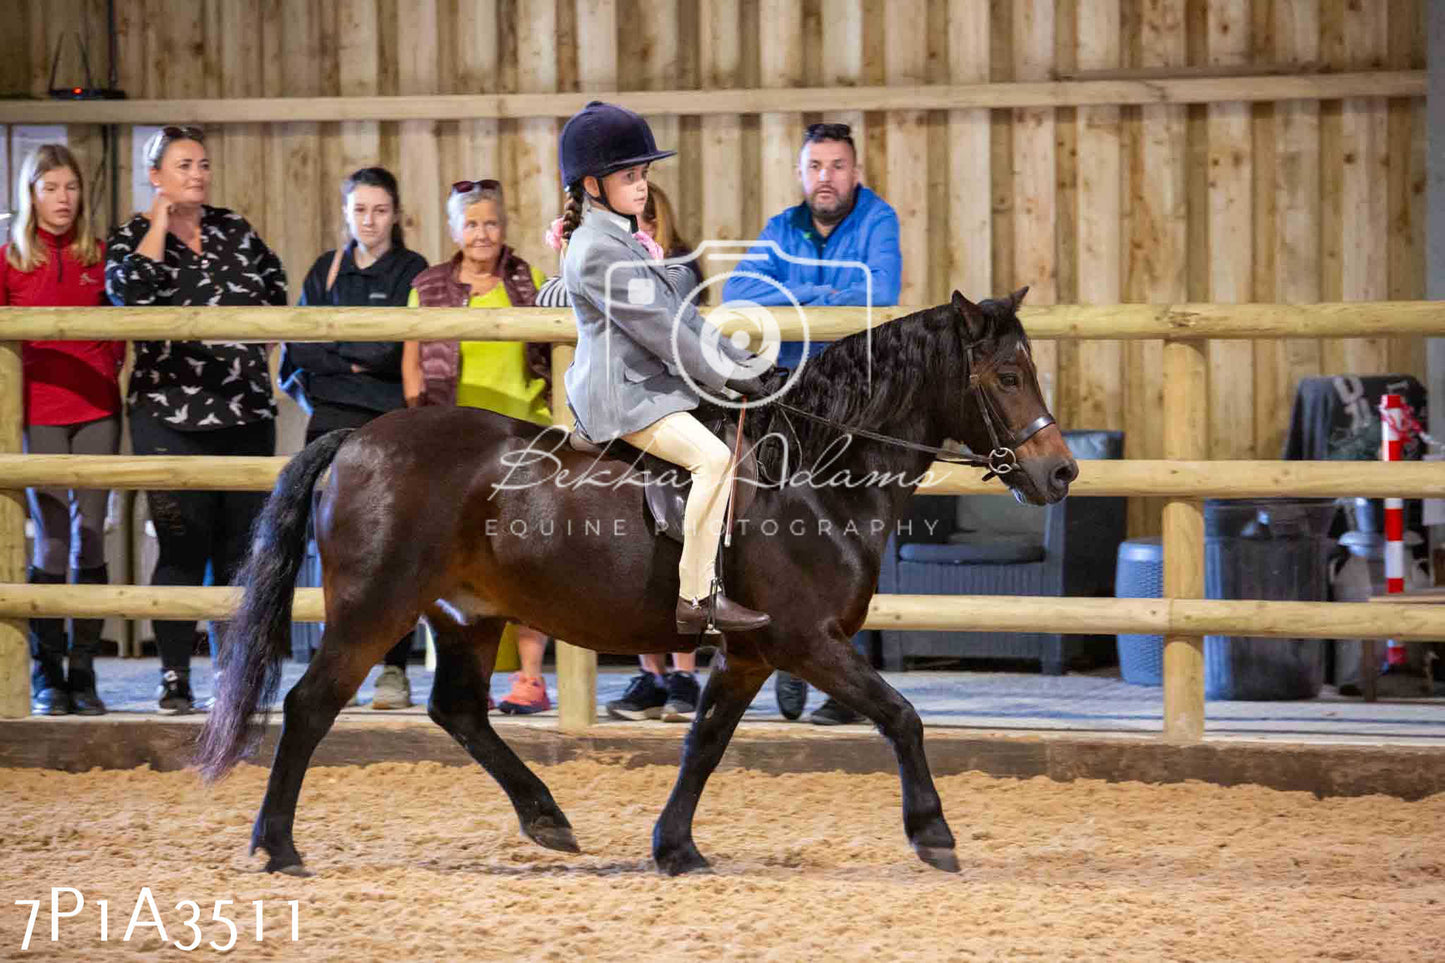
[549,343,596,731]
[0,343,28,717]
[1162,338,1207,741]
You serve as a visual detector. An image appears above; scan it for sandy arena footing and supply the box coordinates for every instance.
[3,758,1444,961]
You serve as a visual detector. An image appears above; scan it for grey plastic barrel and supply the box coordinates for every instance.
[1203,499,1336,701]
[1115,537,1164,686]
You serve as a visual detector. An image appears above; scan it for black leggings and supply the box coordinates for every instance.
[307,404,410,670]
[131,413,275,670]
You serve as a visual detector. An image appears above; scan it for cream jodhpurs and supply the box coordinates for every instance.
[620,411,735,601]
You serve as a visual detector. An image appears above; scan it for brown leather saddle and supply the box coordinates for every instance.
[567,422,760,544]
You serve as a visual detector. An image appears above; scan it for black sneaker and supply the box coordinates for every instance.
[605,672,668,721]
[808,696,862,726]
[661,671,700,723]
[775,672,808,720]
[156,669,195,716]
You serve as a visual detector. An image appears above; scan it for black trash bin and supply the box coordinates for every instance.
[1203,498,1336,700]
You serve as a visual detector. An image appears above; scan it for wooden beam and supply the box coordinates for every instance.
[0,344,26,718]
[550,340,594,731]
[0,72,1424,124]
[0,585,1439,641]
[0,455,1441,498]
[2,300,1443,342]
[1162,338,1208,742]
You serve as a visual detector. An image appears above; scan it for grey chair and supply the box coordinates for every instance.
[875,429,1126,674]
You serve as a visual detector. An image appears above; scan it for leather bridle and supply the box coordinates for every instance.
[771,331,1055,482]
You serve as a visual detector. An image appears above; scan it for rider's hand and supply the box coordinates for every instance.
[726,362,777,400]
[726,375,767,398]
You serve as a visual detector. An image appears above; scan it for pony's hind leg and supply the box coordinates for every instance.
[652,652,772,876]
[782,630,959,873]
[250,619,395,875]
[426,614,580,854]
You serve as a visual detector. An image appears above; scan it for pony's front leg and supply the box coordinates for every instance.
[652,652,772,876]
[784,632,960,873]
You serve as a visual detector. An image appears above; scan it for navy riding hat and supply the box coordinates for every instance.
[558,101,676,189]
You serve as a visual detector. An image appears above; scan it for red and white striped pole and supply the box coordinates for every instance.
[1380,394,1407,668]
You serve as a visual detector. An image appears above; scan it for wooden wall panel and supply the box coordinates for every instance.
[885,0,929,306]
[758,0,803,252]
[822,0,866,168]
[456,0,502,204]
[396,0,442,266]
[512,0,559,276]
[1337,0,1390,374]
[1205,0,1254,460]
[1119,0,1184,536]
[1011,0,1057,410]
[1386,0,1426,382]
[635,1,681,227]
[1270,0,1321,458]
[947,0,991,301]
[1075,0,1123,433]
[337,0,382,197]
[700,0,745,254]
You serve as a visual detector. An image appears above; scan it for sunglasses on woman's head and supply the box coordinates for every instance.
[161,125,206,143]
[450,179,502,196]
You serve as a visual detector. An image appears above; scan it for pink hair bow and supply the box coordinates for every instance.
[544,216,566,252]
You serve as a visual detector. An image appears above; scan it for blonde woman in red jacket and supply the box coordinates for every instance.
[0,144,124,716]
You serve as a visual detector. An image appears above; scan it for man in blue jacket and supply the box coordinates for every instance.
[722,122,901,726]
[720,122,901,371]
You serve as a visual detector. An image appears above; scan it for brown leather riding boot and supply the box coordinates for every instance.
[676,593,772,634]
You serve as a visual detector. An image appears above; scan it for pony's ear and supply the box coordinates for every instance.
[1008,286,1030,312]
[952,290,988,341]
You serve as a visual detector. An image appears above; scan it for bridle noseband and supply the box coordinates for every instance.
[961,336,1055,479]
[770,327,1055,482]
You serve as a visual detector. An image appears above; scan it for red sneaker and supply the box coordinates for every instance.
[497,673,550,715]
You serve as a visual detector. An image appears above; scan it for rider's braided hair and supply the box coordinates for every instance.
[559,183,586,247]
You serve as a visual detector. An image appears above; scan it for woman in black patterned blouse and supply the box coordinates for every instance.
[105,125,286,714]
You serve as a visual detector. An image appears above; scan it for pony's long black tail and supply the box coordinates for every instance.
[195,429,353,783]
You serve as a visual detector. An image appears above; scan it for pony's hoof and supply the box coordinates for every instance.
[261,855,312,877]
[913,844,960,873]
[655,844,712,877]
[273,862,314,878]
[524,818,581,854]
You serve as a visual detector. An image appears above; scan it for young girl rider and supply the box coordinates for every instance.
[557,101,774,634]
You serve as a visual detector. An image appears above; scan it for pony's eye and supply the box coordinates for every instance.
[998,372,1021,389]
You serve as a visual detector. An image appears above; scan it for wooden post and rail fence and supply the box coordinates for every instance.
[0,301,1442,742]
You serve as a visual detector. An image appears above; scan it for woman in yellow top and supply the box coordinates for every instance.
[403,178,552,713]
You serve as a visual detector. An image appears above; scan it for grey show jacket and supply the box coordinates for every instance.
[562,205,750,442]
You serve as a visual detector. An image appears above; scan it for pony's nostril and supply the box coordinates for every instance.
[1052,460,1078,488]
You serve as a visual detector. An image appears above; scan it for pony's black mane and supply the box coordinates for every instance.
[724,295,1029,478]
